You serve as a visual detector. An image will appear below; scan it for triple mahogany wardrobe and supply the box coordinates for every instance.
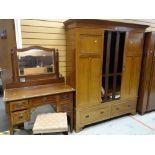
[64,19,148,132]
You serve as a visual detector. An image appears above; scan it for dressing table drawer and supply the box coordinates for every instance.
[60,93,73,101]
[10,100,29,111]
[29,96,56,107]
[60,104,72,112]
[11,110,30,125]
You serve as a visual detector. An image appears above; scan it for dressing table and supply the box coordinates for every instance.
[3,46,75,135]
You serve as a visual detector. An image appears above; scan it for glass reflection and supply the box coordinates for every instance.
[17,50,55,76]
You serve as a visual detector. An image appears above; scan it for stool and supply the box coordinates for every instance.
[33,112,68,135]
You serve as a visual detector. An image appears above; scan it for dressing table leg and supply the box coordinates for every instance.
[7,105,14,135]
[8,120,14,135]
[9,127,14,135]
[70,113,73,132]
[8,117,14,135]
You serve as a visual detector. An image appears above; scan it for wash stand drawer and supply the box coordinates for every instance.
[29,95,57,107]
[11,110,30,125]
[10,100,29,111]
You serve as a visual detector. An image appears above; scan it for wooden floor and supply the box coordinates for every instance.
[0,97,155,135]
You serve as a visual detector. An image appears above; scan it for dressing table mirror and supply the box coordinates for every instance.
[11,46,60,83]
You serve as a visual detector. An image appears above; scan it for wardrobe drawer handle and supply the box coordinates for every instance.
[116,108,119,110]
[85,115,89,118]
[100,111,104,114]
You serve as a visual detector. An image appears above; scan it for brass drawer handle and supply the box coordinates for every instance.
[85,115,89,118]
[16,103,22,107]
[62,105,70,110]
[15,102,24,107]
[116,108,119,110]
[61,94,70,100]
[100,111,104,114]
[43,97,47,102]
[18,114,23,120]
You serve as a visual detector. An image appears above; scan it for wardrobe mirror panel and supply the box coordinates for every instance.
[102,31,125,102]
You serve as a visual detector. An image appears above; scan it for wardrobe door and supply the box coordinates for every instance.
[76,28,103,108]
[121,32,144,99]
[89,57,102,106]
[147,58,155,111]
[76,57,90,108]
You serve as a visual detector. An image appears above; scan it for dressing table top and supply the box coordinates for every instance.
[4,83,75,102]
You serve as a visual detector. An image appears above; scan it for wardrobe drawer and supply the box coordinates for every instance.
[11,110,30,125]
[29,96,56,107]
[125,102,136,111]
[80,111,94,124]
[10,100,29,111]
[93,106,110,120]
[111,103,125,117]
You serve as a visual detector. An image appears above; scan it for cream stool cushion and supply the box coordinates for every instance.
[33,113,68,134]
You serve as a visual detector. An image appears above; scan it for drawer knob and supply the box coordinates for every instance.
[85,115,89,118]
[116,108,119,110]
[16,103,22,107]
[19,114,23,119]
[43,97,47,102]
[61,94,69,99]
[100,111,104,114]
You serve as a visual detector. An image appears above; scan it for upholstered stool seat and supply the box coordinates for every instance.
[33,112,68,134]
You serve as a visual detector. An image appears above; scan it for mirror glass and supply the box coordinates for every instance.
[17,49,55,77]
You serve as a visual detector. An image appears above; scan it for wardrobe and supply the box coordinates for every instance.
[64,19,148,132]
[138,32,155,114]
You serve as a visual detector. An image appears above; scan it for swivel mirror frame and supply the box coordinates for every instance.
[11,46,60,83]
